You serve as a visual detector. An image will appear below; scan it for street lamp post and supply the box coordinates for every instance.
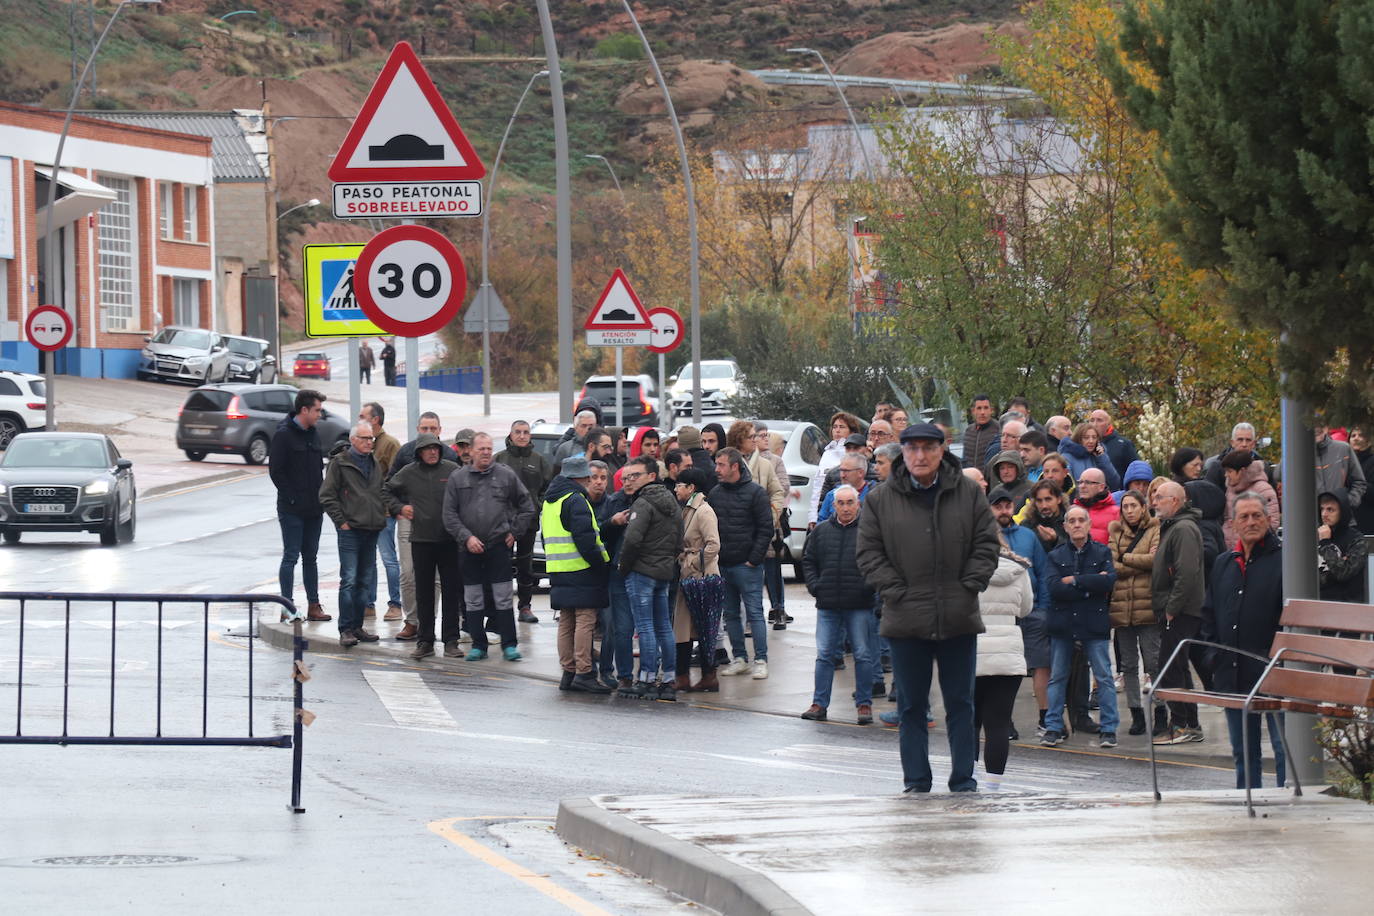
[583,154,624,202]
[787,47,875,180]
[41,0,160,433]
[276,198,321,222]
[479,69,548,417]
[619,0,703,423]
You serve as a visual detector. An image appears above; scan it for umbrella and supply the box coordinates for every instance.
[680,573,724,669]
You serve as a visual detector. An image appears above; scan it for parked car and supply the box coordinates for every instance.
[176,384,351,464]
[137,326,231,384]
[0,370,47,449]
[292,352,332,381]
[667,359,740,421]
[528,422,572,466]
[222,334,278,384]
[0,432,136,546]
[578,375,658,427]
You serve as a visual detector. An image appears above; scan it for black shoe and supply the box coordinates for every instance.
[598,672,618,690]
[1008,723,1019,741]
[619,680,649,699]
[559,671,575,691]
[784,612,794,623]
[353,628,380,643]
[518,609,539,624]
[834,657,846,670]
[713,648,730,666]
[1040,729,1066,746]
[1073,715,1099,735]
[770,609,787,631]
[657,682,677,702]
[872,681,886,699]
[1128,707,1147,736]
[1098,732,1118,749]
[571,673,612,694]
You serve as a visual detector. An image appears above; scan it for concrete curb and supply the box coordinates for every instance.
[556,796,812,916]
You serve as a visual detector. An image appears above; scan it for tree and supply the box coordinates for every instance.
[1107,0,1374,427]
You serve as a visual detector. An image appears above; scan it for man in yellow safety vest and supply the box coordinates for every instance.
[541,455,613,693]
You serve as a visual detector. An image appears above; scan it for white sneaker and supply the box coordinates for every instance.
[751,659,769,680]
[720,658,750,676]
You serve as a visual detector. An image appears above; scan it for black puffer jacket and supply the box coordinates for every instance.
[802,515,875,610]
[268,415,324,517]
[1202,531,1283,694]
[495,436,553,504]
[543,475,610,610]
[619,481,684,580]
[706,464,773,567]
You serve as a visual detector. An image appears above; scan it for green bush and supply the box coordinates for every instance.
[593,32,644,61]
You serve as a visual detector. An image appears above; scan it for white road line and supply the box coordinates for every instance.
[364,722,550,744]
[362,669,461,731]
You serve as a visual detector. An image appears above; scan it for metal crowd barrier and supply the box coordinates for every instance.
[0,591,308,812]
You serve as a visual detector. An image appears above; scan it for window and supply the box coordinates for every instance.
[242,391,268,411]
[160,183,174,238]
[800,426,826,466]
[264,390,294,414]
[96,175,136,331]
[182,186,198,241]
[0,377,21,396]
[173,278,199,327]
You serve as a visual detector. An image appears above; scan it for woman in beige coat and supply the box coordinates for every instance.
[1106,491,1161,736]
[673,467,721,692]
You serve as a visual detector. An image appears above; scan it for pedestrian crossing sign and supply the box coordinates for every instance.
[303,243,386,337]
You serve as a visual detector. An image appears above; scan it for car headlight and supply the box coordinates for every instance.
[243,360,257,371]
[84,480,110,496]
[0,483,7,496]
[185,356,209,367]
[141,348,154,359]
[720,382,738,397]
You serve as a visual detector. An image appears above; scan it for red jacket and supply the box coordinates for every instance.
[1074,492,1120,545]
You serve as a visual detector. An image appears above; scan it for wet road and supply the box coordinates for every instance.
[0,476,1232,913]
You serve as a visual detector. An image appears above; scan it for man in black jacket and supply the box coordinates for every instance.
[618,456,685,699]
[709,447,773,679]
[267,388,331,622]
[1201,493,1286,789]
[496,420,554,622]
[388,410,444,641]
[801,485,878,724]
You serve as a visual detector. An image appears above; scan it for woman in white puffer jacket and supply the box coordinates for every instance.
[974,541,1034,788]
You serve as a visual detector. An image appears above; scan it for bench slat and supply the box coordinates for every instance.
[1281,599,1374,635]
[1268,631,1374,670]
[1259,667,1374,706]
[1152,689,1282,710]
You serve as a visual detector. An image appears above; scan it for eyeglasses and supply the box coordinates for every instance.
[623,472,645,481]
[353,435,375,441]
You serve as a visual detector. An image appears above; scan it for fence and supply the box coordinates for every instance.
[0,591,307,812]
[393,365,482,394]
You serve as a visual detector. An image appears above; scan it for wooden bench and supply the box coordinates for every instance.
[1147,598,1374,815]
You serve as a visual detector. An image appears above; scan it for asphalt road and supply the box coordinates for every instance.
[0,475,1232,913]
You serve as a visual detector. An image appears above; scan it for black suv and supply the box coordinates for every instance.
[176,384,351,464]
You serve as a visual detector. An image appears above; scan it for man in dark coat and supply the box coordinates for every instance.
[801,485,878,724]
[618,456,685,699]
[1318,489,1368,603]
[379,338,397,386]
[268,388,332,622]
[542,456,612,694]
[1201,493,1286,789]
[496,420,554,621]
[1090,408,1141,480]
[856,423,1000,794]
[708,447,773,677]
[1150,481,1206,744]
[1040,506,1120,748]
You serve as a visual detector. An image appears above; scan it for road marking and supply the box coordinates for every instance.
[362,669,461,731]
[427,817,614,916]
[365,722,550,744]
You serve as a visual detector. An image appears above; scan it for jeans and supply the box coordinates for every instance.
[1224,709,1289,789]
[625,571,675,682]
[1114,624,1162,709]
[370,515,401,607]
[600,569,634,678]
[763,555,786,611]
[722,563,767,662]
[277,511,323,607]
[336,526,380,635]
[889,633,978,792]
[460,542,516,650]
[1046,637,1119,734]
[813,609,876,708]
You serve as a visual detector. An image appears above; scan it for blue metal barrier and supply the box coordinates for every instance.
[393,365,482,394]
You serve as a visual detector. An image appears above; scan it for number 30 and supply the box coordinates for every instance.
[376,263,442,298]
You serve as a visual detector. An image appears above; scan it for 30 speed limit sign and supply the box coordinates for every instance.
[353,224,468,336]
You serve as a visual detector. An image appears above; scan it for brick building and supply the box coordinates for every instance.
[0,101,216,377]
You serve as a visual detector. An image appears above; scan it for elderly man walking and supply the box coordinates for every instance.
[319,422,388,647]
[858,423,1000,793]
[443,432,536,662]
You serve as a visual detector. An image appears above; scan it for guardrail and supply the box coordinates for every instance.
[0,591,308,812]
[393,365,482,394]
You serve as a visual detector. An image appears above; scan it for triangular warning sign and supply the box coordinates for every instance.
[585,269,652,330]
[328,41,486,182]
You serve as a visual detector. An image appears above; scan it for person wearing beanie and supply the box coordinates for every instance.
[675,425,718,490]
[1220,449,1281,543]
[1111,459,1155,506]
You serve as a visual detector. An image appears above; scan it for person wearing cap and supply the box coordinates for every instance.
[857,422,1000,793]
[383,434,461,660]
[541,455,613,694]
[452,428,476,466]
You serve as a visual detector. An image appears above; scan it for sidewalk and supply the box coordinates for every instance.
[256,573,1262,771]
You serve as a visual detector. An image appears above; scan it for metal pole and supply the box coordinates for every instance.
[614,346,622,429]
[401,217,419,432]
[1280,393,1323,785]
[620,0,701,423]
[788,47,875,180]
[348,341,360,422]
[481,69,548,417]
[42,0,140,433]
[585,154,625,202]
[657,351,665,427]
[534,0,574,423]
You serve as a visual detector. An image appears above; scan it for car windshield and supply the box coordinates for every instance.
[678,364,733,380]
[226,339,264,357]
[153,328,212,349]
[297,353,326,361]
[3,437,108,469]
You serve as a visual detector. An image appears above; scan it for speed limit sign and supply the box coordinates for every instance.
[353,224,468,336]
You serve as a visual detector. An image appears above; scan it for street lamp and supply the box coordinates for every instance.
[584,154,624,201]
[786,47,875,180]
[478,68,548,416]
[276,198,321,221]
[41,0,160,433]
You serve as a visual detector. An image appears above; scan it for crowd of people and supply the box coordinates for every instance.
[267,386,1371,793]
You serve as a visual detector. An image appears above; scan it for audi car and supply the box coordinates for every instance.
[0,432,136,546]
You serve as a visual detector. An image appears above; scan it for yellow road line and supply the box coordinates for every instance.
[427,817,614,916]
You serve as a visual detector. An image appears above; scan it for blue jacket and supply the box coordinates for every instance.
[1043,538,1117,641]
[817,479,873,522]
[1058,439,1122,491]
[1001,523,1049,609]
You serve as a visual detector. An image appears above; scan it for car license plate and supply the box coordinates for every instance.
[25,503,66,513]
[188,427,213,436]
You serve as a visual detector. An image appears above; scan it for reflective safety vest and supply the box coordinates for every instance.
[541,492,609,572]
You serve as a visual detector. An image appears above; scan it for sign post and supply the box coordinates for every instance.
[584,270,653,427]
[26,305,73,433]
[646,306,684,426]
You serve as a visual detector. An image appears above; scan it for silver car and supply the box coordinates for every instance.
[137,326,231,384]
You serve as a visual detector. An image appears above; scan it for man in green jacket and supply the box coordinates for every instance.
[618,456,685,700]
[384,434,460,660]
[1150,480,1206,745]
[320,422,388,648]
[857,423,1000,793]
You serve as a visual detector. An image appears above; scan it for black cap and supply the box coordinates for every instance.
[844,433,868,448]
[987,485,1016,505]
[900,422,945,444]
